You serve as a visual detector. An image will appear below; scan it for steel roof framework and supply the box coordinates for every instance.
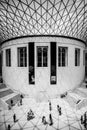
[0,0,87,43]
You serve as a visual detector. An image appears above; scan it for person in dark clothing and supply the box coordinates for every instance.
[49,101,52,111]
[20,94,23,99]
[11,99,13,106]
[27,109,35,120]
[81,115,83,124]
[13,114,16,122]
[42,116,47,125]
[59,107,62,115]
[57,105,59,111]
[84,112,87,128]
[20,98,22,105]
[7,124,11,130]
[49,114,53,125]
[57,105,62,115]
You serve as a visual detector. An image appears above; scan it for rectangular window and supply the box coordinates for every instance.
[6,49,11,66]
[58,47,68,67]
[0,52,3,75]
[75,48,80,66]
[83,50,85,66]
[37,46,48,67]
[1,51,3,66]
[18,47,27,67]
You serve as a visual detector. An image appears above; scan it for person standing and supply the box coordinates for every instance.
[7,124,11,130]
[49,113,53,125]
[49,101,52,111]
[20,98,22,105]
[13,114,16,122]
[81,115,83,124]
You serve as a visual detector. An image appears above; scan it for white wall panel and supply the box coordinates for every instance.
[1,36,85,99]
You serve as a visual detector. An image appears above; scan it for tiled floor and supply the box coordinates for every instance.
[0,97,87,130]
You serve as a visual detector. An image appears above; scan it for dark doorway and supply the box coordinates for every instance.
[28,43,35,84]
[50,42,56,84]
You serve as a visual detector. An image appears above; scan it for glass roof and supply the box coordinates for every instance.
[0,0,87,43]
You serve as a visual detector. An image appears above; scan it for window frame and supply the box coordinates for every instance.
[83,50,85,66]
[6,49,11,67]
[17,47,27,67]
[37,46,48,67]
[75,48,80,66]
[1,51,3,66]
[58,46,68,67]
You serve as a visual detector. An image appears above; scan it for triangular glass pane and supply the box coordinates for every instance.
[21,2,27,11]
[42,7,46,15]
[42,1,47,10]
[48,1,53,10]
[34,1,40,10]
[29,1,35,10]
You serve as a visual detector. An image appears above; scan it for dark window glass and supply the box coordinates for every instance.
[1,51,3,66]
[37,46,48,67]
[18,47,27,67]
[83,50,85,66]
[37,47,42,67]
[75,48,80,66]
[6,49,11,66]
[58,47,68,67]
[43,47,48,67]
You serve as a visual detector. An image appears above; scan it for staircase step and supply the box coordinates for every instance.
[0,84,6,89]
[76,98,87,110]
[0,92,21,109]
[68,92,84,100]
[0,87,10,92]
[0,89,14,98]
[74,88,87,97]
[6,94,21,106]
[0,84,22,109]
[2,93,18,101]
[0,98,8,109]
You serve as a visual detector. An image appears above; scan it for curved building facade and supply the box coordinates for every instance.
[1,36,85,100]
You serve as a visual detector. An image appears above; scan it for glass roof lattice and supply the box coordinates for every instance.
[0,0,87,44]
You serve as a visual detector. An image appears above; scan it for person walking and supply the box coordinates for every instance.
[13,114,16,122]
[49,101,52,111]
[7,124,11,130]
[49,113,53,125]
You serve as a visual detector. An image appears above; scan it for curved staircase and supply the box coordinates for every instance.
[64,82,87,110]
[0,83,21,110]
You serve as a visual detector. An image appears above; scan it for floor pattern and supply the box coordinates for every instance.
[0,97,87,130]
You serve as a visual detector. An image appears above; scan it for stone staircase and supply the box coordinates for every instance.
[64,85,87,110]
[0,83,21,110]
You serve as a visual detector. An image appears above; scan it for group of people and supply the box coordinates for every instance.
[42,101,53,125]
[7,113,17,130]
[57,105,62,115]
[7,109,35,130]
[42,113,53,126]
[7,94,23,130]
[42,101,62,126]
[81,112,87,128]
[8,94,23,110]
[27,109,35,120]
[7,98,63,129]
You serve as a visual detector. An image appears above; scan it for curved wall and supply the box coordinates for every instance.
[1,36,85,100]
